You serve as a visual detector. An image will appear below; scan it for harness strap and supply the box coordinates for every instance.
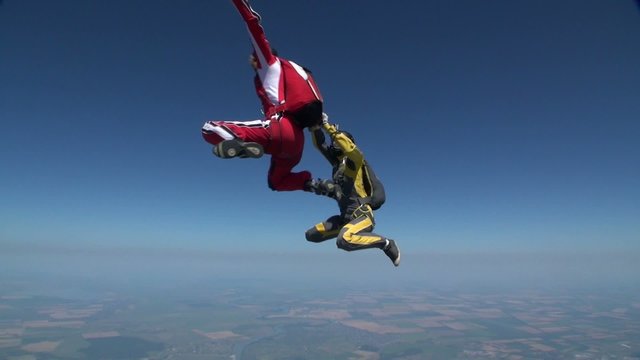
[351,203,375,225]
[267,113,283,155]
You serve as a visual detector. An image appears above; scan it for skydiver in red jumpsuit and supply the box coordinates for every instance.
[202,0,324,192]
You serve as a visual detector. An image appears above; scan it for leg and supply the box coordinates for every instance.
[305,215,343,243]
[202,119,270,146]
[267,156,311,191]
[336,205,400,266]
[266,115,311,191]
[202,120,270,158]
[336,214,386,252]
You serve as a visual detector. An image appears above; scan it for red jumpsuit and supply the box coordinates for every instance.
[202,0,323,191]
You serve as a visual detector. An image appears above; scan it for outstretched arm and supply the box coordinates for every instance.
[323,122,364,180]
[231,0,277,68]
[310,125,336,165]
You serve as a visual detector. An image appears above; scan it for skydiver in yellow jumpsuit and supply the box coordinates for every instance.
[304,115,401,266]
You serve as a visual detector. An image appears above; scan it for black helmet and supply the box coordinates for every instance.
[328,131,355,158]
[340,131,354,142]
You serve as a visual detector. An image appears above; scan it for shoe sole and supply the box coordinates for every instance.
[241,143,264,158]
[213,141,242,158]
[214,140,263,159]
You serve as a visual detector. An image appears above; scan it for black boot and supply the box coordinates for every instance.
[383,239,401,267]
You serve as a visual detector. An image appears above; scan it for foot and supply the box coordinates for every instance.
[213,139,263,159]
[383,239,401,267]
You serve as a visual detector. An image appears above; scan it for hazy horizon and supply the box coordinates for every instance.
[3,240,639,294]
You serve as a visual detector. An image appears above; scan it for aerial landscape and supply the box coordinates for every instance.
[1,256,639,360]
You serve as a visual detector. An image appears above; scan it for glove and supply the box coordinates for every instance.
[318,179,336,196]
[321,112,329,125]
[304,178,336,197]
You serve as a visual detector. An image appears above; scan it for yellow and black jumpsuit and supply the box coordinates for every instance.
[305,122,388,251]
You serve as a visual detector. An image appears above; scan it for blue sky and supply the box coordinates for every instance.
[1,0,639,258]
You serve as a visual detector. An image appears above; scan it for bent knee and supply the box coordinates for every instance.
[202,134,219,146]
[336,233,356,251]
[201,122,222,145]
[267,169,286,191]
[336,237,355,251]
[268,179,284,191]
